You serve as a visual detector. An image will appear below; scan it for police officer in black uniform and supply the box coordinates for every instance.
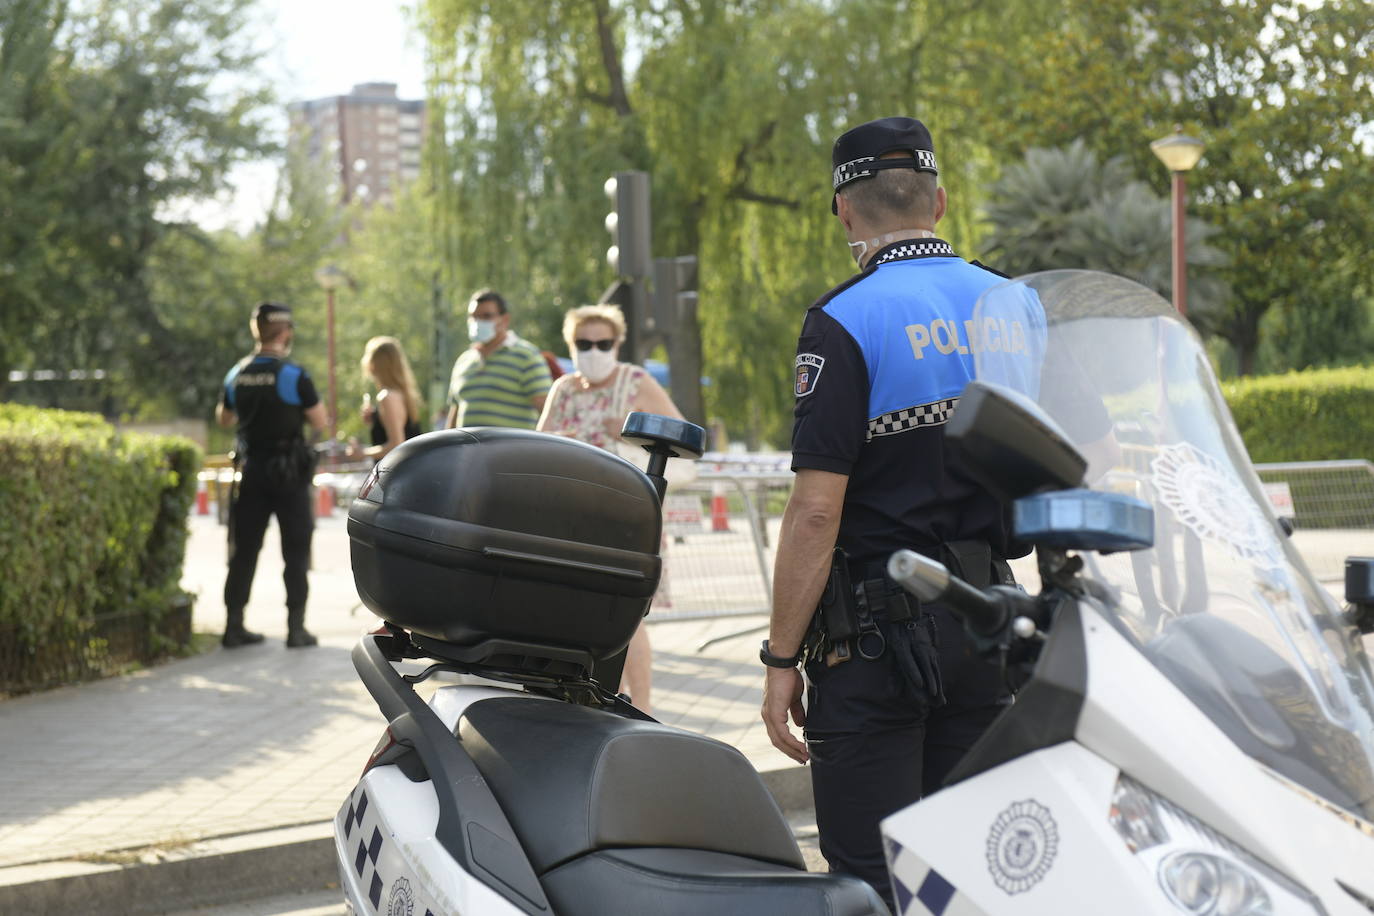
[761,117,1036,907]
[217,302,328,649]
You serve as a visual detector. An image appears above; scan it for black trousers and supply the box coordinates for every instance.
[223,466,314,616]
[803,604,1011,909]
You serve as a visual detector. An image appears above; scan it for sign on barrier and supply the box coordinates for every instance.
[1262,481,1294,518]
[663,493,704,538]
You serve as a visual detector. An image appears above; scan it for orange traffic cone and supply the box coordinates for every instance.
[710,482,731,532]
[195,477,210,515]
[315,484,334,518]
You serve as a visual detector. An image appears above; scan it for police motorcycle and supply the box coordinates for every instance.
[333,415,888,915]
[879,270,1374,915]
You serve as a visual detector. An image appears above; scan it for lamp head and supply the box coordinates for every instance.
[1151,125,1205,173]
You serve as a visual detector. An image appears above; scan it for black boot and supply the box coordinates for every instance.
[222,608,265,648]
[285,607,318,648]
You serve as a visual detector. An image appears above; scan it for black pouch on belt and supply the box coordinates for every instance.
[817,547,859,643]
[941,540,994,589]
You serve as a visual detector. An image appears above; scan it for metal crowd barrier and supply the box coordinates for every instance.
[195,450,1374,610]
[652,452,794,621]
[1253,460,1374,582]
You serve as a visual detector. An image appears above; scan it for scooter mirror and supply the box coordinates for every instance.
[620,412,707,459]
[947,380,1087,503]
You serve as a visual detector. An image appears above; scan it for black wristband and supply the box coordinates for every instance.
[759,639,802,669]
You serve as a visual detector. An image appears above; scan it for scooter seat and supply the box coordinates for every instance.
[457,696,805,871]
[542,847,887,916]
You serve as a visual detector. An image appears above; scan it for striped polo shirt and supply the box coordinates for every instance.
[446,332,552,428]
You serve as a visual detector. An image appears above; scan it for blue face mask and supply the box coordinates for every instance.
[468,317,497,343]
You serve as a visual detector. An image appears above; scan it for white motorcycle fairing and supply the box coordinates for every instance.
[881,270,1374,916]
[883,599,1374,915]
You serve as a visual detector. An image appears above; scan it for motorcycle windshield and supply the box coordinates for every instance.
[973,270,1374,824]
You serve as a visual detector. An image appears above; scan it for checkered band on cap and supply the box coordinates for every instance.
[832,150,938,191]
[868,397,959,441]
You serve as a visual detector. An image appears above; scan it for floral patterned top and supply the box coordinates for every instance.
[541,363,647,451]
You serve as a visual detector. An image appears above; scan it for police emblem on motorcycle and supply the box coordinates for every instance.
[986,799,1058,894]
[795,353,824,397]
[1152,442,1281,568]
[388,876,414,916]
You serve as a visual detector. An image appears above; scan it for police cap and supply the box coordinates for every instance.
[831,116,938,213]
[252,302,293,325]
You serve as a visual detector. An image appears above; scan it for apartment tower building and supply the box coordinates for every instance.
[287,82,425,207]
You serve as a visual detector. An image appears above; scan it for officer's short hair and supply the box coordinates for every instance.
[250,302,293,343]
[840,168,939,225]
[470,290,508,315]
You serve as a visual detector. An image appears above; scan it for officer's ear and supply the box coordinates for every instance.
[835,193,855,233]
[933,186,947,225]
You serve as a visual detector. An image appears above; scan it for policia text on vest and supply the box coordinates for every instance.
[905,317,1028,360]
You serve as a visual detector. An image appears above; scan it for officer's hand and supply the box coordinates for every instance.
[762,666,809,764]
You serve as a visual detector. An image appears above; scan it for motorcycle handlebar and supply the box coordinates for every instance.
[887,549,1010,637]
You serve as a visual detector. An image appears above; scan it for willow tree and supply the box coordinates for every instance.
[417,0,1024,445]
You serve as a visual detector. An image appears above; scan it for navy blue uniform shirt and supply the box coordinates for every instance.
[790,239,1046,564]
[221,354,320,455]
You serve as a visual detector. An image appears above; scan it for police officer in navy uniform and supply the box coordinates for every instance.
[761,117,1031,908]
[217,302,329,649]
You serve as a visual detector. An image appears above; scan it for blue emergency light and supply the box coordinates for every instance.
[1013,489,1154,552]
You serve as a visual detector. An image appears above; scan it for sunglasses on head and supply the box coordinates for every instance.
[574,338,616,352]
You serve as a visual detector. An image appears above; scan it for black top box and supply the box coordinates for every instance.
[348,428,662,673]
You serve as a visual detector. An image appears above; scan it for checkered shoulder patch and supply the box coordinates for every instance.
[868,397,958,440]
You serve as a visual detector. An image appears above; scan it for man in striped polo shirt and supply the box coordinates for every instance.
[445,289,553,429]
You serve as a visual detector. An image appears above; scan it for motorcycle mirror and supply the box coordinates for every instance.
[947,380,1088,503]
[1344,557,1374,635]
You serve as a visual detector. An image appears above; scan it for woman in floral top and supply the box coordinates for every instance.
[538,304,685,716]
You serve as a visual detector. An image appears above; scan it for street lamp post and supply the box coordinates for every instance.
[1150,126,1205,316]
[313,264,346,440]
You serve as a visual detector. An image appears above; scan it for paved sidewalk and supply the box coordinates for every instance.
[0,512,798,877]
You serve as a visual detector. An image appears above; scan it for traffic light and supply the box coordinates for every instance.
[604,171,651,279]
[652,255,698,332]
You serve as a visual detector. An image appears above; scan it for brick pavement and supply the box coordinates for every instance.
[0,512,797,872]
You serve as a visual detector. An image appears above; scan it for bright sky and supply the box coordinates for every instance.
[187,0,427,231]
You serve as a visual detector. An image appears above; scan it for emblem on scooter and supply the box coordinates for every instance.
[387,876,414,916]
[985,799,1058,894]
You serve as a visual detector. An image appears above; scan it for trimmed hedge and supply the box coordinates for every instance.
[0,405,202,694]
[1222,366,1374,464]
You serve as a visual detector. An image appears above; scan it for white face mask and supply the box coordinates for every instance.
[575,348,618,383]
[468,317,498,343]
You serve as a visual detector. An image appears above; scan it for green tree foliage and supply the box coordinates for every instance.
[418,0,1023,446]
[982,0,1374,375]
[0,0,273,406]
[982,140,1228,323]
[331,184,447,436]
[145,143,341,430]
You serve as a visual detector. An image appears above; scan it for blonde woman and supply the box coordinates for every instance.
[538,304,684,715]
[359,336,423,461]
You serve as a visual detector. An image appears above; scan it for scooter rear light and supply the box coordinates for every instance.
[363,727,398,776]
